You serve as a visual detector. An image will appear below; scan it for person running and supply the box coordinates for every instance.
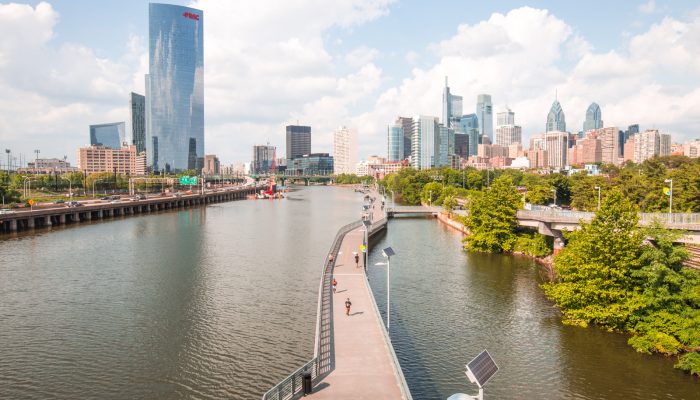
[332,278,337,294]
[345,298,352,316]
[354,253,360,268]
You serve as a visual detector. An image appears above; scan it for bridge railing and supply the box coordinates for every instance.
[517,209,700,228]
[262,219,362,400]
[639,212,700,226]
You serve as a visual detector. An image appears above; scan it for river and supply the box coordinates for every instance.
[0,186,697,399]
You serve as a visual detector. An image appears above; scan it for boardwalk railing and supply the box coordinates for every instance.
[262,220,361,400]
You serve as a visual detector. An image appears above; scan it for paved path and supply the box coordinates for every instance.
[308,191,406,399]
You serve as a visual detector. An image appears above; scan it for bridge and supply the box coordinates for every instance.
[386,206,442,217]
[263,190,411,400]
[0,184,262,233]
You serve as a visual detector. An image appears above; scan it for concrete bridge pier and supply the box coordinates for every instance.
[59,214,66,224]
[27,218,35,229]
[84,212,92,221]
[9,219,17,232]
[44,216,52,227]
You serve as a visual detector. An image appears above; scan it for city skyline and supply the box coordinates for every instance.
[2,1,700,165]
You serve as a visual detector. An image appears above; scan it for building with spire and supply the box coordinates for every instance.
[442,77,463,129]
[583,102,603,133]
[546,99,566,132]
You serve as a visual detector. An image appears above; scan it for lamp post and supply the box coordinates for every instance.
[551,188,557,207]
[664,178,673,222]
[61,177,73,201]
[375,246,396,331]
[594,186,601,210]
[5,149,10,174]
[362,220,371,274]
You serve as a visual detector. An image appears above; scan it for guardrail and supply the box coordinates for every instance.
[262,219,361,400]
[517,209,700,228]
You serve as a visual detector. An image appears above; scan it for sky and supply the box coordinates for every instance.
[2,0,700,166]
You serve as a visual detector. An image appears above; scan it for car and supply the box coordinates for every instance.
[67,201,82,207]
[110,200,120,204]
[100,196,110,201]
[54,199,65,204]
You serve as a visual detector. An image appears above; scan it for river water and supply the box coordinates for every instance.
[0,187,697,399]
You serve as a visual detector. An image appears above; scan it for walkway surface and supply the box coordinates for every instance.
[308,191,406,399]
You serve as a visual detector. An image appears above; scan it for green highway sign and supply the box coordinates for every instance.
[179,176,198,185]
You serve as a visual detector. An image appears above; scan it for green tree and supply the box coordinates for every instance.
[542,190,645,329]
[464,176,522,253]
[421,182,443,205]
[526,184,554,205]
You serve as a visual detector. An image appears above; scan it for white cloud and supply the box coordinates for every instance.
[343,46,379,69]
[639,0,656,14]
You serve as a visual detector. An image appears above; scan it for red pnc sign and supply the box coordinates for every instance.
[182,11,199,21]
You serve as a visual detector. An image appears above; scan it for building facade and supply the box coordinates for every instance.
[543,131,569,168]
[78,145,144,175]
[442,76,463,128]
[333,126,358,175]
[128,92,146,154]
[21,158,79,174]
[476,94,493,144]
[90,122,125,149]
[387,123,404,161]
[546,100,566,132]
[289,153,333,175]
[411,116,439,170]
[459,114,479,156]
[495,120,522,148]
[202,154,220,175]
[683,139,700,158]
[286,125,311,161]
[146,4,204,173]
[253,145,276,174]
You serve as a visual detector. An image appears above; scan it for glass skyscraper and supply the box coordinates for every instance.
[442,76,462,128]
[476,94,493,144]
[128,92,146,154]
[459,114,479,156]
[387,124,404,162]
[583,102,603,132]
[546,100,566,132]
[286,125,312,160]
[90,122,125,149]
[147,3,204,173]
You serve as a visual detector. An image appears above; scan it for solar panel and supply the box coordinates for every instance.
[382,247,395,257]
[466,350,498,388]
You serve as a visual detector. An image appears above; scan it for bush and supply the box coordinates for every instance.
[675,352,700,375]
[514,233,552,257]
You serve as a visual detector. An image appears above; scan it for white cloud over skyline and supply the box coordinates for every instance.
[1,1,699,166]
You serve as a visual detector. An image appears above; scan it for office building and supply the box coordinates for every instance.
[495,108,522,148]
[253,144,276,174]
[546,100,566,132]
[21,158,79,174]
[543,131,569,168]
[392,117,413,161]
[146,4,204,173]
[202,154,220,175]
[582,103,603,132]
[660,133,671,157]
[90,122,125,149]
[454,133,469,158]
[476,94,493,143]
[442,76,463,128]
[333,126,358,175]
[286,125,311,160]
[459,114,479,156]
[289,153,334,175]
[683,139,700,158]
[411,116,439,170]
[128,92,146,154]
[624,129,668,163]
[78,144,145,175]
[387,123,404,161]
[437,124,450,167]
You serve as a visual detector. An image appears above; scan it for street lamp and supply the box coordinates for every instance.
[61,177,73,200]
[374,246,396,331]
[664,178,673,221]
[551,188,557,207]
[594,186,601,210]
[362,219,371,274]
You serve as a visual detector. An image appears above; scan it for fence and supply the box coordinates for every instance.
[262,220,362,400]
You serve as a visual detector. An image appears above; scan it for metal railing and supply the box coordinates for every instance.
[517,209,700,228]
[262,220,361,400]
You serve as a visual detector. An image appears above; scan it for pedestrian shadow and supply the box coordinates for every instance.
[336,289,347,293]
[311,381,331,394]
[350,311,364,316]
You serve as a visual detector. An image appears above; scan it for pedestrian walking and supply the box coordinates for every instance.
[354,253,360,268]
[328,254,334,264]
[332,278,337,294]
[345,298,352,316]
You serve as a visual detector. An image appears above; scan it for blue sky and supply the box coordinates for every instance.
[3,0,700,165]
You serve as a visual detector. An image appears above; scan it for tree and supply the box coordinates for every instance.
[421,182,443,205]
[464,176,522,253]
[542,190,645,329]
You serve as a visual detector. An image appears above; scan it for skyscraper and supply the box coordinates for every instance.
[495,108,521,148]
[395,117,413,161]
[387,123,404,162]
[476,94,493,143]
[146,4,204,173]
[442,77,462,128]
[286,125,311,160]
[333,126,358,175]
[412,116,439,170]
[128,92,146,154]
[543,131,569,168]
[583,102,603,132]
[90,122,125,149]
[253,144,276,174]
[459,114,479,156]
[546,100,566,132]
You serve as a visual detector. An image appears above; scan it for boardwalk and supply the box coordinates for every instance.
[308,191,409,399]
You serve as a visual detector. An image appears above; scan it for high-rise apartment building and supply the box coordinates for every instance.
[442,77,463,128]
[624,129,668,163]
[546,100,566,132]
[411,116,439,170]
[683,139,700,158]
[393,117,413,161]
[253,144,276,174]
[582,103,603,132]
[128,92,146,154]
[333,126,358,175]
[543,131,569,168]
[146,4,204,173]
[387,123,404,162]
[90,122,125,149]
[286,125,311,160]
[78,144,145,175]
[476,94,493,143]
[494,108,522,148]
[660,133,671,157]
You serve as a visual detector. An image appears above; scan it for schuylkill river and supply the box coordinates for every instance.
[0,186,697,399]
